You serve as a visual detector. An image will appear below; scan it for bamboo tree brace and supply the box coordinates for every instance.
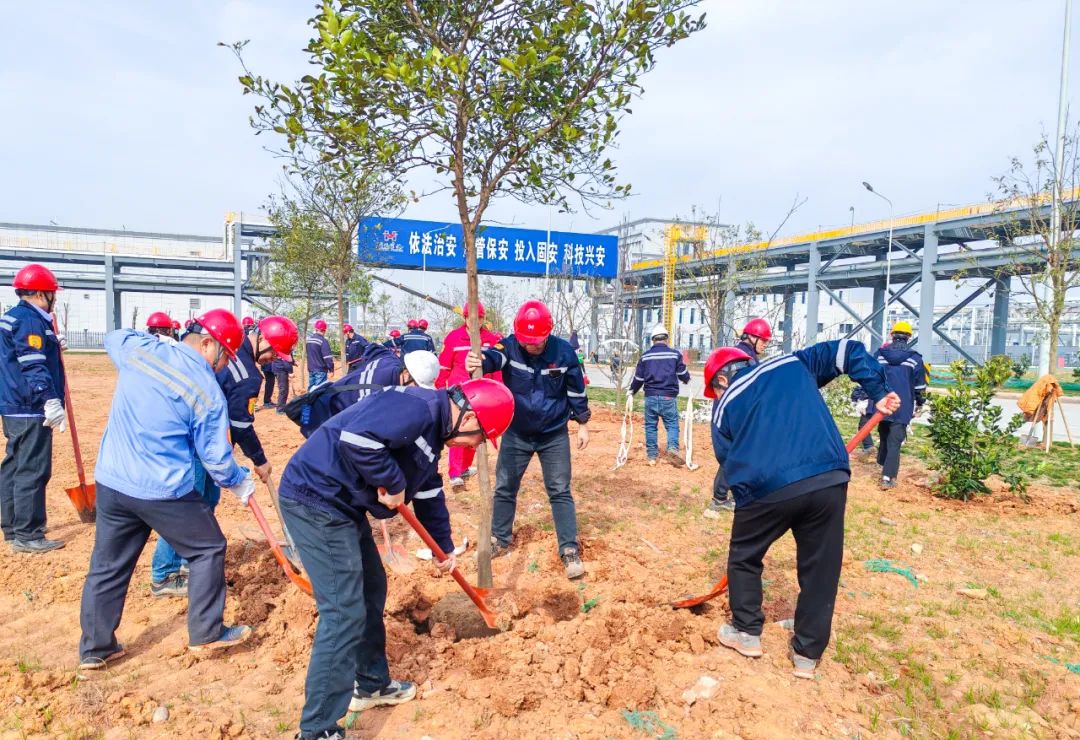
[683,391,700,471]
[613,391,635,470]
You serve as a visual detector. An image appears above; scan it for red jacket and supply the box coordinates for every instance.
[436,324,502,388]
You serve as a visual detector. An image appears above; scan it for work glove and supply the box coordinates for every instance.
[854,399,869,416]
[226,472,256,505]
[42,398,67,433]
[56,334,67,351]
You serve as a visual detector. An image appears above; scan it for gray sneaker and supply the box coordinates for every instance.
[78,645,126,671]
[717,623,763,658]
[880,477,897,490]
[11,538,65,554]
[490,536,512,559]
[349,679,416,712]
[449,476,465,489]
[789,644,818,679]
[151,573,188,598]
[561,547,585,580]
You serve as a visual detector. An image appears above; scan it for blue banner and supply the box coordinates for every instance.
[357,217,618,279]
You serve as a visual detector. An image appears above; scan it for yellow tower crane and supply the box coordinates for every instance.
[661,223,707,340]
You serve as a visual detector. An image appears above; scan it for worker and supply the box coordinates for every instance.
[171,319,181,340]
[0,264,67,554]
[401,319,436,355]
[242,316,255,334]
[278,377,513,737]
[145,312,174,339]
[466,300,590,580]
[629,324,690,467]
[306,319,334,389]
[874,321,927,489]
[78,309,256,668]
[150,316,299,597]
[849,386,876,460]
[417,318,435,351]
[260,354,276,411]
[735,317,772,362]
[272,348,295,415]
[343,324,367,370]
[436,302,501,488]
[705,340,898,679]
[383,329,403,356]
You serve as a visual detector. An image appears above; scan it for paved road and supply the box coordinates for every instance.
[584,363,1078,443]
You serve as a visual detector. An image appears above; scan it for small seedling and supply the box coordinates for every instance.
[527,560,538,573]
[582,597,600,613]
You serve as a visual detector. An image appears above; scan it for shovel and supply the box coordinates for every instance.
[383,490,498,629]
[377,519,416,574]
[263,476,302,570]
[247,497,313,597]
[671,412,888,609]
[52,317,95,523]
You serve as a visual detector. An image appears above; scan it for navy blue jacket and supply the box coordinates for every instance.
[401,329,435,356]
[711,339,890,508]
[279,386,454,552]
[874,341,926,426]
[0,300,64,416]
[328,343,404,415]
[734,339,759,363]
[478,334,590,437]
[628,342,690,397]
[345,335,368,368]
[216,336,267,467]
[305,333,334,374]
[383,336,403,352]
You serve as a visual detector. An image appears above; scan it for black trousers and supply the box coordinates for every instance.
[262,367,276,405]
[876,422,907,479]
[79,483,228,659]
[0,416,52,542]
[711,465,729,504]
[275,371,291,410]
[858,412,876,450]
[727,483,847,660]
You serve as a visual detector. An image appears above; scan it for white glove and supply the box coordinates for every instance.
[226,474,256,505]
[854,399,869,416]
[56,334,67,351]
[43,399,67,432]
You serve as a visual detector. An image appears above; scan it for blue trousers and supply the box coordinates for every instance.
[280,497,389,737]
[308,371,327,390]
[0,416,52,542]
[151,461,221,582]
[644,395,680,459]
[492,427,579,553]
[79,483,227,657]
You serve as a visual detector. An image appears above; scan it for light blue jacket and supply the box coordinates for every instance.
[95,330,246,500]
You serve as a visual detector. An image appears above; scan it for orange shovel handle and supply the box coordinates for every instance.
[846,411,886,454]
[248,497,313,596]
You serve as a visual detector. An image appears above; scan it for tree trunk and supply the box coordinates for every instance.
[336,283,346,370]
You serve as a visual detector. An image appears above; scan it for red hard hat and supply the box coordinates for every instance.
[146,311,173,329]
[513,300,553,345]
[314,319,328,332]
[171,320,181,330]
[192,308,244,359]
[742,317,773,342]
[458,378,515,449]
[419,319,429,330]
[343,324,354,333]
[703,347,753,399]
[184,318,194,330]
[462,302,485,319]
[390,329,401,338]
[242,316,255,327]
[13,264,59,292]
[407,319,419,329]
[258,315,299,360]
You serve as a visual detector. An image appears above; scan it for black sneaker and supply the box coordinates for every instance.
[11,538,64,554]
[151,573,188,598]
[294,731,344,740]
[349,679,416,712]
[561,547,585,580]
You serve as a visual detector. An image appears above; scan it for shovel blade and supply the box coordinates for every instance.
[66,483,96,523]
[670,575,729,609]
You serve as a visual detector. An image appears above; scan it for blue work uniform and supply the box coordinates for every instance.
[711,339,890,661]
[80,330,248,661]
[874,340,927,481]
[297,343,405,438]
[0,300,65,543]
[306,333,334,388]
[629,342,690,460]
[217,336,268,467]
[345,334,368,369]
[475,334,589,555]
[400,329,435,356]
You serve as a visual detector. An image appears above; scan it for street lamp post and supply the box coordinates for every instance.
[862,181,895,341]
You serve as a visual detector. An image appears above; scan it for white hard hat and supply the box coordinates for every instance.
[649,324,669,340]
[403,350,439,389]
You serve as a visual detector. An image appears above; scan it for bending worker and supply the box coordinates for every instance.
[629,324,690,467]
[78,309,256,669]
[306,319,334,389]
[466,299,590,580]
[278,377,513,739]
[0,264,67,554]
[343,324,367,371]
[705,339,898,680]
[874,320,926,489]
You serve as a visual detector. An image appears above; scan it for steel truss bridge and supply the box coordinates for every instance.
[620,196,1080,364]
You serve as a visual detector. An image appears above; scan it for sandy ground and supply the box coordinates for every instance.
[0,354,1079,738]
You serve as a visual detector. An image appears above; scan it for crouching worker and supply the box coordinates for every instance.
[705,339,899,679]
[278,378,513,739]
[78,310,256,670]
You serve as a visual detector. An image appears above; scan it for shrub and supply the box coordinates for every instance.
[1072,366,1080,382]
[1012,355,1031,381]
[821,374,856,421]
[925,357,1027,500]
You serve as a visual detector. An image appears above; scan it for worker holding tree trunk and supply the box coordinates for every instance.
[705,339,899,679]
[466,300,591,580]
[306,319,334,389]
[437,302,502,489]
[0,264,67,554]
[277,378,512,739]
[78,309,256,669]
[629,324,690,467]
[874,321,927,489]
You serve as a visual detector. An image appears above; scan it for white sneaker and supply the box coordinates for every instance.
[449,477,465,488]
[717,623,763,658]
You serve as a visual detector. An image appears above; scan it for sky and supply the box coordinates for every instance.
[0,1,1075,241]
